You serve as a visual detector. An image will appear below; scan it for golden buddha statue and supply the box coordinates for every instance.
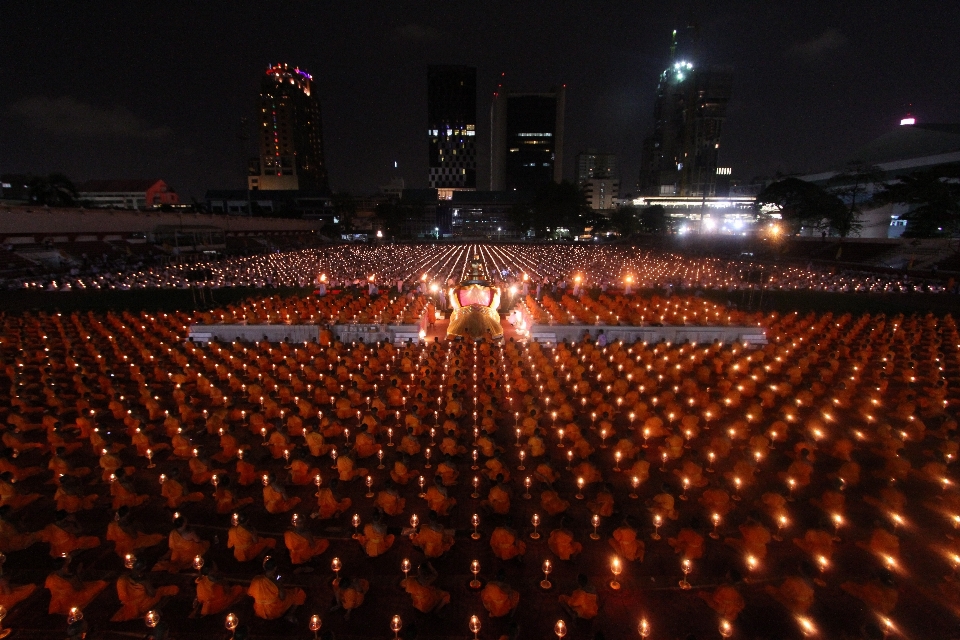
[447,256,503,340]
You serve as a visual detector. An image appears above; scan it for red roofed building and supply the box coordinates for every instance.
[77,179,179,210]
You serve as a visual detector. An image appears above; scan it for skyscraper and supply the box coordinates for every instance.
[248,63,328,192]
[576,150,617,186]
[637,29,732,197]
[428,65,477,195]
[490,86,566,191]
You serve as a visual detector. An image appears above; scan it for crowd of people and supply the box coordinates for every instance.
[4,244,955,294]
[0,288,957,639]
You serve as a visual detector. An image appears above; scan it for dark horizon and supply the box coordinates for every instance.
[2,1,958,201]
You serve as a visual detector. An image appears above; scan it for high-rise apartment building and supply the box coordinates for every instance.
[583,178,619,211]
[428,65,477,195]
[637,29,732,197]
[576,150,617,186]
[490,87,566,191]
[248,63,328,192]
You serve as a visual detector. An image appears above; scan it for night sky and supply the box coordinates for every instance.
[2,1,958,200]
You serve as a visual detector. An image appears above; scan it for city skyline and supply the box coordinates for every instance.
[2,1,958,200]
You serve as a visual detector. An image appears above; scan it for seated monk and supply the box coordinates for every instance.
[490,525,526,561]
[267,428,291,460]
[391,454,419,485]
[587,483,615,517]
[194,564,244,616]
[107,507,165,559]
[528,430,546,458]
[425,477,456,516]
[436,455,459,487]
[303,427,331,458]
[0,451,44,483]
[628,457,650,486]
[356,510,395,558]
[0,472,40,511]
[411,515,455,558]
[700,488,734,517]
[483,453,510,483]
[573,459,602,486]
[482,478,511,515]
[401,562,450,614]
[161,469,204,509]
[48,448,91,481]
[39,511,100,558]
[609,517,645,562]
[398,428,421,456]
[439,435,465,457]
[651,488,679,521]
[236,450,259,486]
[699,584,745,621]
[315,479,351,520]
[0,506,38,553]
[549,521,583,560]
[764,576,815,614]
[45,555,109,616]
[541,484,570,516]
[726,516,772,560]
[559,574,599,620]
[284,513,329,564]
[109,469,149,510]
[337,452,368,482]
[54,476,98,514]
[213,428,243,463]
[0,571,36,613]
[248,557,305,620]
[188,454,222,486]
[110,560,179,622]
[841,569,898,615]
[353,426,379,459]
[153,516,210,572]
[793,529,834,562]
[481,571,520,617]
[668,521,705,560]
[288,450,321,486]
[332,574,369,620]
[374,480,406,516]
[534,461,560,485]
[213,475,255,514]
[262,473,301,514]
[227,513,276,563]
[99,449,132,483]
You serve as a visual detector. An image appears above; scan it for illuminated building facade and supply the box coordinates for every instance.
[637,29,732,198]
[576,150,617,186]
[248,63,328,192]
[428,65,477,193]
[490,87,566,191]
[583,178,619,211]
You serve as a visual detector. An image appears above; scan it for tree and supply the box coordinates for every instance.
[754,177,845,236]
[875,165,960,237]
[825,161,884,238]
[638,205,670,234]
[609,205,639,236]
[28,173,78,207]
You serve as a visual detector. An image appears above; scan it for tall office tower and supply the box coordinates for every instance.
[428,65,477,195]
[637,29,732,197]
[576,150,617,186]
[490,86,566,191]
[248,63,328,192]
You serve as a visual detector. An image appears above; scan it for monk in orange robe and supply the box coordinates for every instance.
[284,514,329,564]
[425,477,456,516]
[0,473,40,511]
[726,518,772,560]
[436,455,459,486]
[357,510,395,557]
[236,450,258,486]
[411,516,455,558]
[39,512,100,557]
[588,483,615,517]
[401,562,450,613]
[262,474,301,514]
[841,570,898,615]
[45,556,109,615]
[337,452,368,482]
[332,575,369,620]
[303,427,331,457]
[288,450,321,486]
[482,479,511,515]
[668,524,705,560]
[54,476,98,514]
[110,561,179,622]
[490,526,526,561]
[541,484,570,516]
[609,517,645,562]
[0,573,36,613]
[765,576,815,614]
[535,461,560,484]
[109,470,150,510]
[107,507,165,559]
[699,584,745,621]
[481,571,520,617]
[391,454,418,485]
[549,522,583,560]
[353,426,379,459]
[213,475,255,514]
[247,558,305,620]
[374,481,406,516]
[315,479,351,519]
[227,514,276,563]
[153,516,210,572]
[194,564,244,616]
[0,506,37,553]
[161,470,203,508]
[559,574,599,620]
[483,453,510,483]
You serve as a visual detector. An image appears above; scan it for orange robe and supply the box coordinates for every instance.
[0,580,36,612]
[316,488,351,519]
[481,581,519,617]
[727,522,772,560]
[541,490,570,516]
[357,523,395,557]
[609,526,644,561]
[402,577,450,613]
[39,524,100,558]
[54,488,98,514]
[668,528,705,560]
[284,530,330,564]
[0,481,40,511]
[374,490,406,516]
[391,461,417,485]
[247,575,306,619]
[44,572,108,615]
[153,530,210,572]
[195,575,244,616]
[354,432,379,458]
[161,479,203,508]
[764,577,815,614]
[289,459,321,485]
[227,525,276,562]
[109,481,149,510]
[699,585,745,621]
[484,485,511,515]
[425,486,456,516]
[0,521,36,553]
[490,527,526,560]
[333,577,368,612]
[263,485,301,514]
[110,575,179,622]
[548,529,583,560]
[412,525,454,558]
[214,488,255,514]
[588,491,614,517]
[337,456,368,482]
[841,580,898,614]
[559,588,599,619]
[106,522,164,559]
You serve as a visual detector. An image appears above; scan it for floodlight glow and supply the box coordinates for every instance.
[900,117,915,126]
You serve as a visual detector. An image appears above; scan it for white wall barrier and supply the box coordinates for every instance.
[527,324,767,346]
